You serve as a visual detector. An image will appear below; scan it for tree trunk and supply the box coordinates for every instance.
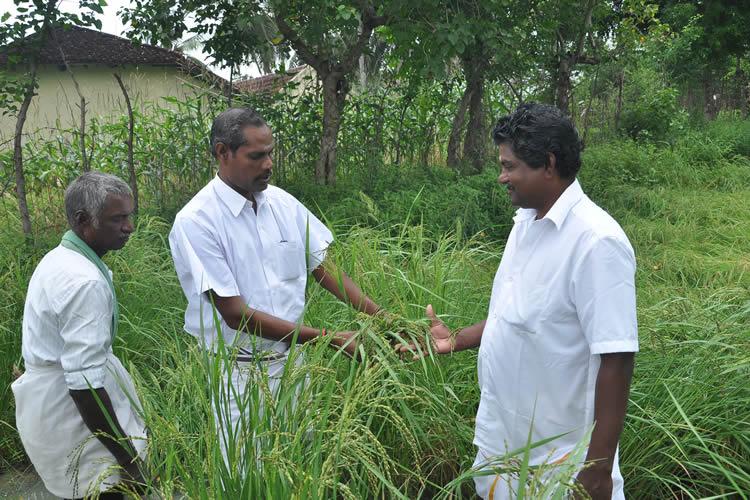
[359,54,367,89]
[273,6,385,185]
[732,55,746,115]
[394,91,414,165]
[227,64,234,107]
[555,56,572,116]
[447,85,472,170]
[703,67,717,119]
[462,70,486,174]
[14,63,37,238]
[372,90,387,162]
[114,73,138,216]
[615,70,624,130]
[741,60,749,117]
[316,74,348,185]
[582,66,599,144]
[552,0,594,117]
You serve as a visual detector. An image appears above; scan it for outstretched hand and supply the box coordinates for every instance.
[397,304,454,359]
[330,330,360,359]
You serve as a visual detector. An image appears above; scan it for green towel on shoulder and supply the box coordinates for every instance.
[60,230,118,341]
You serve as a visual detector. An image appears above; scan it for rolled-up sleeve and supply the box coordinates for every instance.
[295,205,333,271]
[169,216,239,297]
[58,280,112,390]
[573,236,639,355]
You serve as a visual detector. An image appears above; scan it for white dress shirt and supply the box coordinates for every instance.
[13,245,147,497]
[21,245,115,389]
[474,179,638,499]
[169,177,333,353]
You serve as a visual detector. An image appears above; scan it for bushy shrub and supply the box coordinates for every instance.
[704,113,750,158]
[285,165,514,241]
[619,66,686,142]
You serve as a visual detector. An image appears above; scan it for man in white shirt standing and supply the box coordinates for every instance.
[12,172,147,499]
[407,103,637,499]
[168,107,382,466]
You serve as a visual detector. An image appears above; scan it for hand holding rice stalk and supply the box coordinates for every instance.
[352,309,433,358]
[396,305,455,359]
[352,307,456,359]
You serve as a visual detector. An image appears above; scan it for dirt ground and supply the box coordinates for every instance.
[0,466,57,499]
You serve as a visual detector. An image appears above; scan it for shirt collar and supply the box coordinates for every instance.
[511,178,584,229]
[212,176,268,217]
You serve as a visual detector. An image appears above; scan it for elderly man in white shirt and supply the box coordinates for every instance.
[169,107,383,467]
[406,103,637,499]
[12,172,147,499]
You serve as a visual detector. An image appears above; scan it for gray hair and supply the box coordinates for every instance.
[64,171,132,228]
[210,107,267,158]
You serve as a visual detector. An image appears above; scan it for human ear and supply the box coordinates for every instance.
[74,210,91,226]
[544,152,557,177]
[215,143,229,160]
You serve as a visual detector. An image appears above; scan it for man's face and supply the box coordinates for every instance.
[83,194,135,255]
[497,142,550,210]
[218,125,274,194]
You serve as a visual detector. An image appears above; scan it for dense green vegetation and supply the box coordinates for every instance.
[2,0,749,497]
[1,112,749,497]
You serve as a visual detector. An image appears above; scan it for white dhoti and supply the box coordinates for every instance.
[11,352,147,498]
[211,350,306,470]
[472,446,625,499]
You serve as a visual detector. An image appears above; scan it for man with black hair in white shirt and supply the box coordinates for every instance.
[403,103,637,500]
[169,107,384,466]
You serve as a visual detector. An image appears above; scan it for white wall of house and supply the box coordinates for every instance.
[0,64,217,144]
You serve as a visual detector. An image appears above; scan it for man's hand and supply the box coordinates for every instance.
[575,464,613,500]
[330,330,359,358]
[425,305,454,354]
[398,304,453,358]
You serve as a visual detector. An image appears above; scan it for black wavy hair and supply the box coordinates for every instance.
[491,103,583,179]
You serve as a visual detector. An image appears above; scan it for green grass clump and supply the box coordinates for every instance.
[1,119,749,497]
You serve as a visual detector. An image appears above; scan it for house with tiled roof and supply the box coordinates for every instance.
[235,65,317,97]
[0,25,229,141]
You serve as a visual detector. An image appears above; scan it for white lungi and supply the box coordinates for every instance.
[12,352,147,498]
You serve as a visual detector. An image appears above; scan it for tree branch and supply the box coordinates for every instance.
[573,0,595,60]
[502,75,523,103]
[274,13,326,75]
[337,26,375,74]
[338,4,389,74]
[114,73,138,216]
[51,27,89,172]
[577,54,599,65]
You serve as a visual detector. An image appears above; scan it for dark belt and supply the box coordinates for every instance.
[234,347,288,363]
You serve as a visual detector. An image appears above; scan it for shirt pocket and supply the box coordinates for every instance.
[274,240,306,281]
[499,281,548,335]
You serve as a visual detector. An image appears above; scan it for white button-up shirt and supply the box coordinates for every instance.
[475,179,638,494]
[21,245,115,390]
[169,177,333,353]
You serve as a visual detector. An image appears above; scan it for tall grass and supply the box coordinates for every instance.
[1,117,749,497]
